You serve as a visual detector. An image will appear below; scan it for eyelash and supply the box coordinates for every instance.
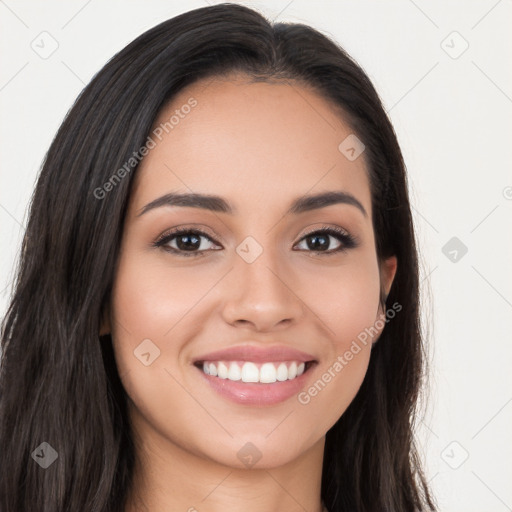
[152,225,358,258]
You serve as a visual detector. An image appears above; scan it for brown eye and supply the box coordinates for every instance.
[154,228,221,257]
[294,226,358,255]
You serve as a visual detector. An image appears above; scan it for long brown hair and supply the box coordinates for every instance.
[0,4,436,511]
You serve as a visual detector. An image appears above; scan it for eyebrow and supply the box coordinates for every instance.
[137,190,368,218]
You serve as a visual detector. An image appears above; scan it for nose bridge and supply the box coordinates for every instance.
[221,234,304,329]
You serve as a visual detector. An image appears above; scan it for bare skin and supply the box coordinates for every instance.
[102,73,397,512]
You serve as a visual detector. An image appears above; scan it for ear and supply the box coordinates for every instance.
[371,255,398,346]
[380,255,398,302]
[99,302,111,336]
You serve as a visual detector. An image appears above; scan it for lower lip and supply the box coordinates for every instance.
[195,363,315,406]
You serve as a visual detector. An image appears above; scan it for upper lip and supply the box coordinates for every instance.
[193,344,317,364]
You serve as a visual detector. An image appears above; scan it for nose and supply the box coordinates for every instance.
[220,245,305,332]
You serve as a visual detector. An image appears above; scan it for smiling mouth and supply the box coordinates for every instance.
[194,360,316,384]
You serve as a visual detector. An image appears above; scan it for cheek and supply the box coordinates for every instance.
[300,253,382,344]
[108,250,197,390]
[108,252,212,439]
[293,255,380,427]
[110,251,214,341]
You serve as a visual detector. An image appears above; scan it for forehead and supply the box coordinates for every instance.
[131,75,371,218]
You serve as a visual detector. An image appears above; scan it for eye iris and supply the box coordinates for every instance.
[308,233,329,251]
[176,232,201,251]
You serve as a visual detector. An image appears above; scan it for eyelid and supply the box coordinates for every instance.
[154,224,222,245]
[299,224,350,239]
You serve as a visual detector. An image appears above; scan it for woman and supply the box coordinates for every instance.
[0,3,436,511]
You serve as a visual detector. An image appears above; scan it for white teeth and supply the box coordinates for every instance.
[260,362,276,383]
[217,361,228,379]
[227,362,242,381]
[276,363,288,382]
[241,362,259,383]
[288,361,297,379]
[200,360,309,383]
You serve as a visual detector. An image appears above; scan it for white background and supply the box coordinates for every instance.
[1,1,511,510]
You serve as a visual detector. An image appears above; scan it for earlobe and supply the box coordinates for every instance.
[381,255,398,298]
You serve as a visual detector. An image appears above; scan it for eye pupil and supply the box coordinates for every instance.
[176,233,201,251]
[307,234,329,251]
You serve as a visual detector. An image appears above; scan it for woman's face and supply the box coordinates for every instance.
[105,75,397,469]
